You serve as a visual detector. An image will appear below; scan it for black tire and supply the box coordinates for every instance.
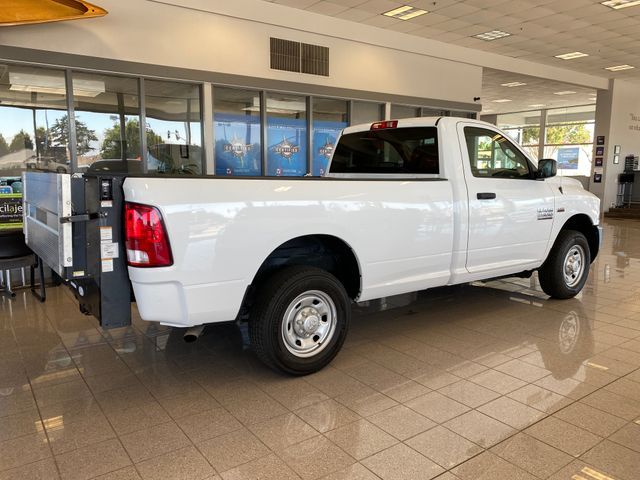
[538,230,590,299]
[249,266,351,375]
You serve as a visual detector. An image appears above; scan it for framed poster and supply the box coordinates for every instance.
[614,145,621,154]
[594,173,602,183]
[596,136,605,146]
[595,157,603,167]
[595,146,605,156]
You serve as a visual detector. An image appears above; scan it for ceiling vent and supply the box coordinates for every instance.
[270,38,329,77]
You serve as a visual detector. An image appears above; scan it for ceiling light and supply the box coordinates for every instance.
[601,0,640,9]
[605,64,635,71]
[493,99,512,103]
[529,104,546,107]
[473,30,511,41]
[501,82,527,87]
[555,52,589,60]
[554,91,576,95]
[383,6,428,20]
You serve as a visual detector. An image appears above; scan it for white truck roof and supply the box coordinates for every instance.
[341,116,490,135]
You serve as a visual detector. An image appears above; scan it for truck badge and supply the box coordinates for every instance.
[537,207,554,220]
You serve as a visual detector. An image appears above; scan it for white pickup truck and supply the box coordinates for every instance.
[24,117,602,375]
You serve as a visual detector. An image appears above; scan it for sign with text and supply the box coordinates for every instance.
[557,147,580,170]
[267,117,307,176]
[214,113,262,176]
[0,193,23,230]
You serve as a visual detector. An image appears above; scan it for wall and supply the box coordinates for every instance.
[0,0,483,106]
[591,80,640,212]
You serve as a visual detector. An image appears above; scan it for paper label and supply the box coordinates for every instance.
[100,242,119,259]
[101,259,114,272]
[99,226,113,242]
[101,200,113,208]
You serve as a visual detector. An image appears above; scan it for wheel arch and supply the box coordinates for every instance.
[557,214,600,263]
[250,234,362,301]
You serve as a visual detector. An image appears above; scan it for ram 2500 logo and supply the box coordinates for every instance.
[273,137,300,161]
[537,207,554,220]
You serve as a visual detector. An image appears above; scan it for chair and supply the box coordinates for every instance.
[0,231,45,300]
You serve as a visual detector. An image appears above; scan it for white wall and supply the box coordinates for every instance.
[0,0,483,104]
[591,80,640,212]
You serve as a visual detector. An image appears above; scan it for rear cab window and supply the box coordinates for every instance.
[329,126,439,176]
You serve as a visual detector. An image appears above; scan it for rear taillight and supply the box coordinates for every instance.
[371,120,398,130]
[124,202,173,267]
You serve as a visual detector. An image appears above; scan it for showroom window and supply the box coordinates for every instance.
[312,97,348,176]
[0,64,69,178]
[213,87,262,176]
[266,92,307,176]
[144,79,203,175]
[73,72,141,173]
[498,111,542,161]
[391,104,420,119]
[464,127,532,179]
[351,101,383,125]
[543,106,595,177]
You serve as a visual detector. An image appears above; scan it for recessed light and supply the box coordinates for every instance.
[473,30,511,41]
[383,5,428,20]
[529,104,546,107]
[605,64,635,71]
[501,82,527,87]
[601,0,640,9]
[554,91,576,95]
[555,52,589,60]
[492,99,512,103]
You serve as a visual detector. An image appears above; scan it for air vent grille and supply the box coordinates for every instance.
[270,38,329,77]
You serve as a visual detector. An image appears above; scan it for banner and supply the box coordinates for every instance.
[214,113,261,176]
[312,120,346,176]
[0,193,23,230]
[267,117,307,176]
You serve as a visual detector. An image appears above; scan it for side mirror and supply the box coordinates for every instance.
[537,159,557,179]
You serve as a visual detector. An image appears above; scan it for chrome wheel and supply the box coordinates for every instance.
[281,290,337,358]
[563,244,585,288]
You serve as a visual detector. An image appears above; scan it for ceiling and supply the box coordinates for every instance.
[263,0,640,94]
[481,68,596,114]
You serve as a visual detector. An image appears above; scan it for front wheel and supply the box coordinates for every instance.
[249,266,351,375]
[538,230,591,299]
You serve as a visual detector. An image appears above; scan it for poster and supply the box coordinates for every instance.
[267,117,307,176]
[557,147,580,170]
[0,193,23,230]
[214,113,261,176]
[312,120,346,176]
[596,136,605,146]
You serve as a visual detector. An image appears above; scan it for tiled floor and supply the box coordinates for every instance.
[2,218,640,480]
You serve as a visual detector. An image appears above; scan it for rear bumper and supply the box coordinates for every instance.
[130,277,247,327]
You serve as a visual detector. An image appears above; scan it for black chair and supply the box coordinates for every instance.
[0,231,45,300]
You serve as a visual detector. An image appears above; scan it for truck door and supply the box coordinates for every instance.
[457,123,555,275]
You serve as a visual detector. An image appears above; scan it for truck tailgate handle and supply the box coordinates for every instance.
[477,192,496,200]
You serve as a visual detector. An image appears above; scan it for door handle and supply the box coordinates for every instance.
[477,192,496,200]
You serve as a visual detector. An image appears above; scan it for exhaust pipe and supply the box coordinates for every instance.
[184,325,205,343]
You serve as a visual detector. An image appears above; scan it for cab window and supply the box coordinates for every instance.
[330,127,439,174]
[464,127,532,179]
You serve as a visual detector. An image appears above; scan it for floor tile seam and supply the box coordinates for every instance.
[357,439,451,475]
[130,442,218,479]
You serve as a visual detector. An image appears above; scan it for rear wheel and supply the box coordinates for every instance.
[249,266,351,375]
[538,230,590,299]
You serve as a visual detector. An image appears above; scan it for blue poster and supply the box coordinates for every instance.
[214,113,261,176]
[557,147,580,170]
[312,120,346,176]
[267,117,307,176]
